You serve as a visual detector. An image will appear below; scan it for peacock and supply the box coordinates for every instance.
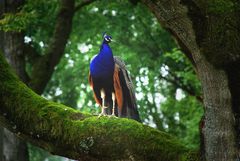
[89,33,141,122]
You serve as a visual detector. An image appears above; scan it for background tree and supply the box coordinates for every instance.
[0,0,28,160]
[143,0,240,160]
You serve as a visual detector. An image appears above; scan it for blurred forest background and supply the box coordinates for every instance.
[0,0,203,160]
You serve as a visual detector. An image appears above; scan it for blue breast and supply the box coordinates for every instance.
[90,43,115,78]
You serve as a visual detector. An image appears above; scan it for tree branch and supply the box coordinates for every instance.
[159,74,202,102]
[28,0,98,94]
[0,53,199,161]
[141,0,198,65]
[23,43,42,65]
[29,0,75,94]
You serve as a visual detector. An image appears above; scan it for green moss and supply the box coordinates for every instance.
[67,117,190,160]
[207,0,234,14]
[180,150,201,161]
[192,0,240,67]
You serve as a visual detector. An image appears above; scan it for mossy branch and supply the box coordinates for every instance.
[0,53,198,161]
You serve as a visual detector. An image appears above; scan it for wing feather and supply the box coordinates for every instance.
[113,65,123,112]
[88,73,101,106]
[114,56,141,122]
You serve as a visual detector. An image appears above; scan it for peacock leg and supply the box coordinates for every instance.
[99,89,107,117]
[111,92,116,116]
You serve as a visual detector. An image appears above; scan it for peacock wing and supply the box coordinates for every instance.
[88,72,102,106]
[113,56,141,122]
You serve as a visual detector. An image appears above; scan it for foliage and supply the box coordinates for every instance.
[0,12,35,32]
[0,0,58,32]
[207,0,235,13]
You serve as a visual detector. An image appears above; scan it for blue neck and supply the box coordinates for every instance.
[90,42,115,78]
[100,42,113,58]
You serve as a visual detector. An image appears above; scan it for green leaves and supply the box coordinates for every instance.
[0,11,36,32]
[207,0,235,14]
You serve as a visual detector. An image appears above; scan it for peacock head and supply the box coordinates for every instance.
[102,32,112,44]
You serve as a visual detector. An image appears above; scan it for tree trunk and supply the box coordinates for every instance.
[0,1,4,159]
[193,52,236,160]
[226,62,240,157]
[3,32,29,82]
[1,1,29,161]
[142,0,238,160]
[3,129,29,161]
[2,27,29,161]
[0,128,3,161]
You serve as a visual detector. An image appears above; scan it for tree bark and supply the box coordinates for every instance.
[227,62,240,156]
[0,53,199,161]
[142,0,238,160]
[3,32,29,83]
[0,1,4,159]
[3,129,29,161]
[2,26,29,161]
[1,0,29,161]
[196,52,235,161]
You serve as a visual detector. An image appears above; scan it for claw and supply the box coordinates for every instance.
[109,114,117,118]
[98,105,107,118]
[98,112,107,118]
